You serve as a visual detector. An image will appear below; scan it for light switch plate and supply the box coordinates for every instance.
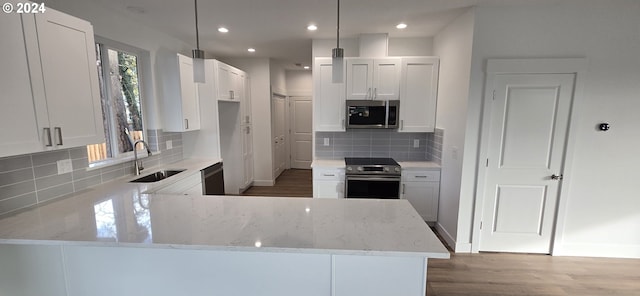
[413,139,420,148]
[166,140,173,150]
[323,138,330,146]
[57,159,73,175]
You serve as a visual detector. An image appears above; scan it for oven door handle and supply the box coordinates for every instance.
[346,176,401,182]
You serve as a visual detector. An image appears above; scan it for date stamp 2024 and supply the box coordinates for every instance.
[3,2,46,14]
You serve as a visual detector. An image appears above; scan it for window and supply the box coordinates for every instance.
[87,41,146,164]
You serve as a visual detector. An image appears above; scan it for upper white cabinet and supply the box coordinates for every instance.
[313,58,346,132]
[346,58,401,100]
[162,54,201,132]
[216,62,244,102]
[398,57,439,133]
[0,8,104,158]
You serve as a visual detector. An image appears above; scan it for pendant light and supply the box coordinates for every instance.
[332,0,344,83]
[192,0,205,83]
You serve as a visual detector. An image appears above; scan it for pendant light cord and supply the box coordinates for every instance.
[194,0,200,50]
[336,0,340,49]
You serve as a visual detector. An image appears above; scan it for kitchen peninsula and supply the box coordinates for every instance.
[0,160,449,296]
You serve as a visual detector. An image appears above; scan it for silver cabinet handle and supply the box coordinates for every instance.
[400,120,404,130]
[246,126,250,134]
[230,90,234,99]
[342,119,345,129]
[402,184,406,195]
[54,127,63,146]
[44,128,52,147]
[373,87,377,100]
[323,174,336,177]
[415,176,428,178]
[246,115,250,124]
[185,119,189,130]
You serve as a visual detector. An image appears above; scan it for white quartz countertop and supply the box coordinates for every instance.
[0,158,449,259]
[399,161,441,170]
[311,159,345,168]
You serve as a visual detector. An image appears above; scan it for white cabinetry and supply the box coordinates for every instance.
[242,125,254,189]
[216,62,244,102]
[155,171,203,195]
[398,57,439,132]
[0,8,104,158]
[401,169,440,222]
[313,58,346,131]
[346,58,401,100]
[162,54,201,132]
[313,168,345,198]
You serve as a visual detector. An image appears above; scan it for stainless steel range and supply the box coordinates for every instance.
[344,158,401,199]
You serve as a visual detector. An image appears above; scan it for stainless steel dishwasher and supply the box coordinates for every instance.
[202,162,225,195]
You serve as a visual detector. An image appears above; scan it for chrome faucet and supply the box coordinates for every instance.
[133,140,152,175]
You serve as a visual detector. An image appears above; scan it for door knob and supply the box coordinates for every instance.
[551,174,563,180]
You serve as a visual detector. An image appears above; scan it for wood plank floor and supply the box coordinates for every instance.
[241,169,640,295]
[427,252,640,296]
[241,169,312,197]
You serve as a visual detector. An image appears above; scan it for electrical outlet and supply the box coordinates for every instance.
[413,139,420,148]
[57,159,73,174]
[166,140,173,150]
[323,138,330,146]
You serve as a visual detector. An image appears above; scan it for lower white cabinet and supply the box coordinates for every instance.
[313,168,345,198]
[401,170,440,222]
[155,172,203,195]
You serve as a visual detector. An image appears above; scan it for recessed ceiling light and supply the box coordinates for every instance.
[218,27,229,33]
[307,24,318,31]
[304,66,310,70]
[396,23,408,29]
[247,48,256,53]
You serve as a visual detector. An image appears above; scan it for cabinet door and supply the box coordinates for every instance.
[35,9,104,147]
[230,68,243,101]
[372,58,401,100]
[313,180,345,198]
[242,125,254,187]
[313,58,346,131]
[346,58,373,100]
[241,76,252,125]
[0,13,48,157]
[402,181,440,222]
[216,62,237,101]
[177,54,200,131]
[399,57,439,133]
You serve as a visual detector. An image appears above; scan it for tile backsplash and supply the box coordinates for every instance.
[0,129,183,216]
[315,129,444,162]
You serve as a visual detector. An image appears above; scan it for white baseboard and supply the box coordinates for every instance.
[553,243,640,259]
[252,180,275,186]
[435,223,456,250]
[455,242,472,253]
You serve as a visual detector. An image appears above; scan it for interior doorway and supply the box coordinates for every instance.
[474,59,585,254]
[271,93,287,179]
[289,96,312,169]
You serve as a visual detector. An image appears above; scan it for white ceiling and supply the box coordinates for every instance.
[89,0,557,69]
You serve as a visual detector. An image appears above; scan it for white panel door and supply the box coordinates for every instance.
[372,58,401,100]
[290,96,313,169]
[346,59,373,100]
[0,13,47,157]
[480,73,576,253]
[313,58,345,131]
[35,9,103,148]
[272,95,287,179]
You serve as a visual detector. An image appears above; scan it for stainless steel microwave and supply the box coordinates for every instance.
[346,100,399,129]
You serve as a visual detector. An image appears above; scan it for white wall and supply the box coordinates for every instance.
[46,0,192,130]
[432,9,475,251]
[286,70,313,96]
[312,37,433,58]
[461,0,640,258]
[270,61,288,95]
[221,58,274,185]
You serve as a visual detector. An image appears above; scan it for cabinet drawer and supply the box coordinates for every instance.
[313,169,345,181]
[402,171,440,182]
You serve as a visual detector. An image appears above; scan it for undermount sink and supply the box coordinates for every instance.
[130,169,186,183]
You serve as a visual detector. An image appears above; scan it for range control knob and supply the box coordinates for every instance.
[394,167,400,172]
[384,167,389,172]
[346,167,353,171]
[357,166,363,172]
